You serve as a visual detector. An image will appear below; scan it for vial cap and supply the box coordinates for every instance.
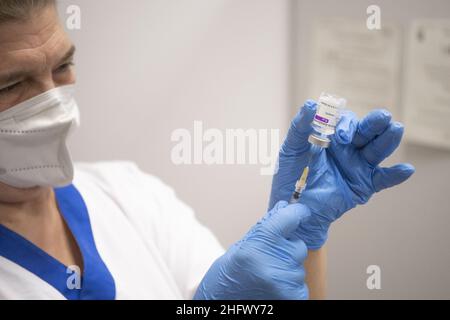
[308,134,330,148]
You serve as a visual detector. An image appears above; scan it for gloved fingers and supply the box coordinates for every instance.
[372,163,415,192]
[272,268,308,300]
[262,200,288,221]
[297,266,306,284]
[361,121,404,166]
[288,238,308,263]
[280,100,316,156]
[272,200,289,212]
[352,109,392,148]
[264,202,311,239]
[246,200,289,240]
[273,266,306,285]
[334,110,358,144]
[293,283,309,300]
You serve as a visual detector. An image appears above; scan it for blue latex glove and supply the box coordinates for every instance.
[269,100,415,250]
[194,201,310,300]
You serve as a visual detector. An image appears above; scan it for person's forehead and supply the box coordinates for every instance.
[0,6,71,62]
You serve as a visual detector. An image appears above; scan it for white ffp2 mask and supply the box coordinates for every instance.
[0,85,80,189]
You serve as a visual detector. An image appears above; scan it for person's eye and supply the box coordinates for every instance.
[54,61,75,73]
[0,82,22,96]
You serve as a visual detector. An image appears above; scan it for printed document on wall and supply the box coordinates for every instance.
[308,19,402,119]
[403,20,450,150]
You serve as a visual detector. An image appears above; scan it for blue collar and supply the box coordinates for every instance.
[0,184,116,300]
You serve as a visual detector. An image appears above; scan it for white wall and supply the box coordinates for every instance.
[59,0,450,299]
[60,0,290,247]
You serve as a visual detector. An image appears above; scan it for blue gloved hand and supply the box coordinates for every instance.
[194,201,311,300]
[269,100,415,250]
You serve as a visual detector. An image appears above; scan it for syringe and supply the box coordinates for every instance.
[289,144,322,204]
[289,166,309,204]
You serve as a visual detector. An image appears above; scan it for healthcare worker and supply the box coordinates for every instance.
[0,0,415,300]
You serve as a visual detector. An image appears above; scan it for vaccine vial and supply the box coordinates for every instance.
[308,92,347,148]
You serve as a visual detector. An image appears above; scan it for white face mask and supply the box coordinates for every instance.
[0,85,80,189]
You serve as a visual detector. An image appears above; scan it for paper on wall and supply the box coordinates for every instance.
[307,19,402,120]
[403,20,450,150]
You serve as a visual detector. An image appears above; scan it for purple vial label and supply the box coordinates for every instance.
[315,114,329,124]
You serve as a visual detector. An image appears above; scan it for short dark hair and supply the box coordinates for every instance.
[0,0,56,24]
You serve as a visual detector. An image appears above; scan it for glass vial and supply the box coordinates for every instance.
[308,92,347,148]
